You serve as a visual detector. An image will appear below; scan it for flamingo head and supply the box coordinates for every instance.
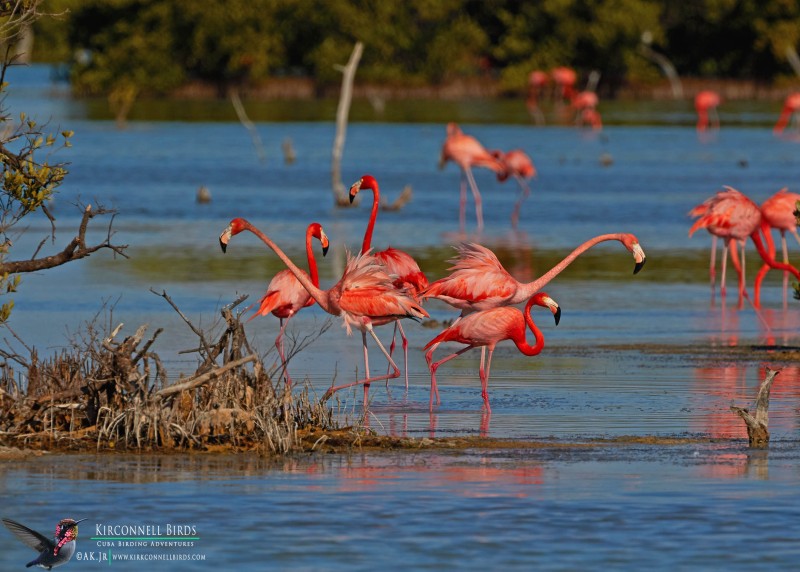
[623,234,647,274]
[219,217,248,253]
[349,175,377,204]
[309,222,330,256]
[532,292,561,325]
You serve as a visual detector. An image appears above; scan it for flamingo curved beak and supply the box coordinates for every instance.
[349,179,362,204]
[219,225,232,253]
[632,243,646,274]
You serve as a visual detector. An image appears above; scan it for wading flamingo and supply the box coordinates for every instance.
[571,91,602,131]
[219,218,428,404]
[350,174,429,388]
[689,186,800,309]
[773,92,800,136]
[754,188,800,307]
[248,222,329,386]
[420,234,645,370]
[551,66,577,102]
[695,90,721,133]
[491,149,536,229]
[526,70,549,125]
[424,292,560,412]
[439,122,508,233]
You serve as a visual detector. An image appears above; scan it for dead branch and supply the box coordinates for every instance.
[730,367,779,448]
[0,204,128,274]
[230,88,267,163]
[331,41,363,207]
[154,354,257,399]
[380,184,413,212]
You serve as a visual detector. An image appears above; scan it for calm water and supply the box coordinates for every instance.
[1,65,800,570]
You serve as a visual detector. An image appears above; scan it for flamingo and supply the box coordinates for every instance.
[571,91,602,131]
[420,233,645,371]
[491,149,536,229]
[424,292,560,412]
[439,122,508,233]
[248,222,329,386]
[349,174,429,388]
[526,70,549,125]
[754,188,800,307]
[688,186,800,309]
[695,90,721,133]
[420,233,646,315]
[219,218,429,404]
[773,92,800,136]
[551,66,577,101]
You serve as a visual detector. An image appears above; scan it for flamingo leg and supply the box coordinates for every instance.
[384,321,409,390]
[510,175,531,230]
[459,174,467,233]
[720,239,729,300]
[479,348,495,413]
[427,346,474,411]
[275,317,292,387]
[321,325,401,404]
[781,231,790,307]
[709,235,718,303]
[463,166,484,233]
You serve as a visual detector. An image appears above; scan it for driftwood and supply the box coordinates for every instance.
[730,367,779,448]
[331,41,363,207]
[154,354,256,398]
[230,88,267,163]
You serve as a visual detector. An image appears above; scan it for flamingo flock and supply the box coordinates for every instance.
[220,169,649,414]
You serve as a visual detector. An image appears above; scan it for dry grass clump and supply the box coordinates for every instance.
[0,293,338,454]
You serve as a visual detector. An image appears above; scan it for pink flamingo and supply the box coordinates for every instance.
[420,234,644,372]
[526,70,549,124]
[695,90,721,133]
[248,222,329,386]
[689,186,800,309]
[754,188,800,307]
[773,92,800,136]
[571,91,602,131]
[439,122,508,233]
[551,66,577,101]
[491,149,536,229]
[424,292,560,412]
[349,174,429,388]
[219,218,428,404]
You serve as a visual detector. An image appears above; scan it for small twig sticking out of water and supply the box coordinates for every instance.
[230,88,267,163]
[730,367,780,448]
[380,185,413,212]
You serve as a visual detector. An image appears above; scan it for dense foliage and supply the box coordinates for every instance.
[31,0,800,97]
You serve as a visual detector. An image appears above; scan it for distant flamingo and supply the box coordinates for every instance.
[219,218,428,404]
[248,222,329,386]
[526,70,549,124]
[689,186,800,309]
[439,122,508,233]
[571,91,602,131]
[695,90,721,133]
[773,92,800,136]
[349,174,429,387]
[491,149,536,229]
[551,66,577,101]
[424,292,560,412]
[754,188,800,307]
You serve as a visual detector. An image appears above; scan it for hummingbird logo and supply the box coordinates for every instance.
[2,517,87,569]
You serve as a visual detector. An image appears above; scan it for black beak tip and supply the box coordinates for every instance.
[322,244,329,257]
[349,191,357,204]
[634,258,646,274]
[219,239,227,253]
[554,307,561,326]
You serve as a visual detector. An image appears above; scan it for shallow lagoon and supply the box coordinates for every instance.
[1,66,800,570]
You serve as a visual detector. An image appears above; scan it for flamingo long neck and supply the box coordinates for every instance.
[517,234,627,300]
[513,297,545,356]
[360,184,380,254]
[305,228,320,287]
[774,108,790,133]
[751,222,800,281]
[242,221,329,310]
